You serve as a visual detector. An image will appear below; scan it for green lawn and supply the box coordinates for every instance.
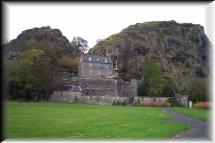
[172,108,209,121]
[5,101,189,139]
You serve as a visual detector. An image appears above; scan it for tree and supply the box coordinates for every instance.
[187,78,208,103]
[7,43,57,101]
[161,80,177,97]
[58,55,79,73]
[140,57,176,96]
[72,37,89,53]
[6,40,82,101]
[139,57,174,96]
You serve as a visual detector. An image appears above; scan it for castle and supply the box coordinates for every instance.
[50,54,141,104]
[48,54,188,106]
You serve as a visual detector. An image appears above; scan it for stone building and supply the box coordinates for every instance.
[79,55,113,78]
[51,54,141,103]
[50,54,187,107]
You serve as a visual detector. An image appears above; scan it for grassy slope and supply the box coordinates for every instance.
[172,108,209,121]
[5,102,188,139]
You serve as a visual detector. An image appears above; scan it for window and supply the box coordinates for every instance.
[88,64,92,68]
[89,68,93,75]
[89,57,92,61]
[88,64,93,72]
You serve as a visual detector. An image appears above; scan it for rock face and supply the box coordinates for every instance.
[89,21,210,91]
[3,26,80,57]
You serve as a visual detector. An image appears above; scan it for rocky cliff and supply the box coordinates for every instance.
[3,26,80,57]
[89,21,210,91]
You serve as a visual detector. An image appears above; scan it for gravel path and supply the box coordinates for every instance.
[163,108,210,140]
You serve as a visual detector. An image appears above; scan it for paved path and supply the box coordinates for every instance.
[163,108,210,140]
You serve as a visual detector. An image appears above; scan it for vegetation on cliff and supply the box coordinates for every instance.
[4,27,80,101]
[90,20,210,101]
[139,57,176,97]
[3,21,210,102]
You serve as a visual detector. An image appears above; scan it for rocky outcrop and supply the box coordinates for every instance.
[89,21,210,91]
[3,26,80,58]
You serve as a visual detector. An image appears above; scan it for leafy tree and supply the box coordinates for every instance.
[58,55,79,73]
[7,41,80,101]
[187,78,208,103]
[140,57,173,96]
[161,80,177,97]
[7,43,57,101]
[72,37,89,53]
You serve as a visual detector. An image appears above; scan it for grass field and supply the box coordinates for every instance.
[172,108,209,121]
[5,101,189,139]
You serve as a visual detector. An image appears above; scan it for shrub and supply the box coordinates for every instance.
[193,102,210,109]
[74,96,80,103]
[112,100,126,106]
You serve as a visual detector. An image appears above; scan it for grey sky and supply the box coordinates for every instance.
[4,2,211,49]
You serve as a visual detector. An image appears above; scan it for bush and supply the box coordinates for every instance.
[193,102,210,109]
[112,100,126,106]
[74,96,80,103]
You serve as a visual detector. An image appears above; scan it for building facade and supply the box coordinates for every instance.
[79,55,113,78]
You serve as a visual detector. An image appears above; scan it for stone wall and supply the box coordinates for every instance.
[50,76,188,107]
[49,91,82,102]
[66,77,118,96]
[60,77,140,97]
[50,74,189,107]
[49,91,170,106]
[50,91,130,104]
[117,79,140,97]
[132,97,169,106]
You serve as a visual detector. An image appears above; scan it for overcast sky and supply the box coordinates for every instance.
[3,2,212,48]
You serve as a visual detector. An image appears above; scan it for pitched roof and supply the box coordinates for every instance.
[82,55,113,64]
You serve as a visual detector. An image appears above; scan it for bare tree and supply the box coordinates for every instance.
[72,37,89,53]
